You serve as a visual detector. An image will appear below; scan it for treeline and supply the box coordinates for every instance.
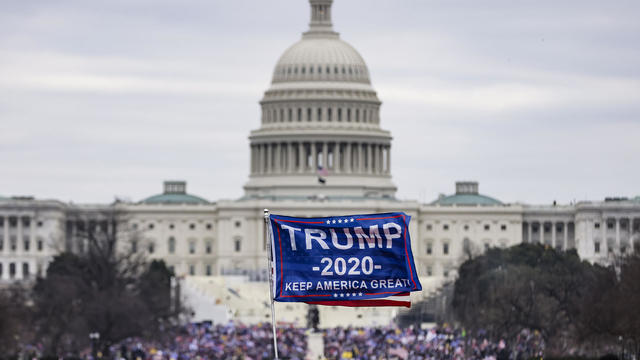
[452,243,640,358]
[0,209,184,358]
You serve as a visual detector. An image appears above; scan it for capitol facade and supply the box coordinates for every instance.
[1,0,639,295]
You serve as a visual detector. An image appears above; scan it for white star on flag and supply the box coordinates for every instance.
[326,220,331,224]
[350,218,354,222]
[332,220,336,224]
[338,219,342,223]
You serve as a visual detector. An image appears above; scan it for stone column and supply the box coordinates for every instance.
[552,222,557,248]
[616,218,621,253]
[322,142,328,170]
[287,143,294,173]
[261,144,267,174]
[310,142,317,171]
[367,144,373,173]
[254,145,259,174]
[2,216,8,255]
[564,222,569,250]
[276,143,282,173]
[298,142,304,173]
[335,143,342,173]
[378,145,383,174]
[358,143,364,173]
[17,217,23,257]
[266,143,272,173]
[602,217,607,255]
[528,222,532,244]
[345,143,352,174]
[16,219,22,279]
[386,145,391,174]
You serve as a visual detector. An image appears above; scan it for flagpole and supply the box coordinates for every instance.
[264,208,280,359]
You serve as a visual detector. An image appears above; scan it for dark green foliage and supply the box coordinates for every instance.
[0,284,30,356]
[452,244,617,355]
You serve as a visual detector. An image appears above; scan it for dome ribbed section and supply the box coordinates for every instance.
[272,38,370,84]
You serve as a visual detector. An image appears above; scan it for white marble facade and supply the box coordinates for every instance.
[1,0,639,285]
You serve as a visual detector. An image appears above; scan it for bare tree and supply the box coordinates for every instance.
[32,205,183,357]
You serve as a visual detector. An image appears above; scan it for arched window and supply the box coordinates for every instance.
[307,108,312,121]
[337,108,342,121]
[148,241,155,254]
[317,108,322,121]
[297,108,302,121]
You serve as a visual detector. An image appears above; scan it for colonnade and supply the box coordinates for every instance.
[523,221,574,250]
[595,217,638,254]
[250,141,391,175]
[262,104,379,124]
[0,215,35,280]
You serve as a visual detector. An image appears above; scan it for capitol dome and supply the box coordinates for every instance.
[244,0,397,200]
[272,38,370,84]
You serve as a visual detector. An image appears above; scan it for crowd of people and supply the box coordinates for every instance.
[16,322,545,360]
[323,326,544,360]
[106,323,307,360]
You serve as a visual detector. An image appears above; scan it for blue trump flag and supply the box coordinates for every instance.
[268,212,422,305]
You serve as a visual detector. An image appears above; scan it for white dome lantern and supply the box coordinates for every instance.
[244,0,396,200]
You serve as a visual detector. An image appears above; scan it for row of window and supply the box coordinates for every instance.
[424,266,450,278]
[529,224,567,233]
[0,216,43,228]
[263,106,377,124]
[426,224,507,231]
[0,236,44,252]
[166,264,215,276]
[594,222,636,230]
[0,262,32,279]
[593,242,635,254]
[425,240,497,256]
[276,64,367,78]
[131,221,242,231]
[131,237,242,255]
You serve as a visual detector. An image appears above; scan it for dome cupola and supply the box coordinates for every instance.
[244,0,396,200]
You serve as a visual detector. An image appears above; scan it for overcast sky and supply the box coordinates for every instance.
[1,0,639,205]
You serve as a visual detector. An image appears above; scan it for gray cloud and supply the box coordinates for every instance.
[0,0,638,204]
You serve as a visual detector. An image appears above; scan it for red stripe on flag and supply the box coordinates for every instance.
[306,299,411,308]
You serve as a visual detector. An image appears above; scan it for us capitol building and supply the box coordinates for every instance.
[1,1,639,320]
